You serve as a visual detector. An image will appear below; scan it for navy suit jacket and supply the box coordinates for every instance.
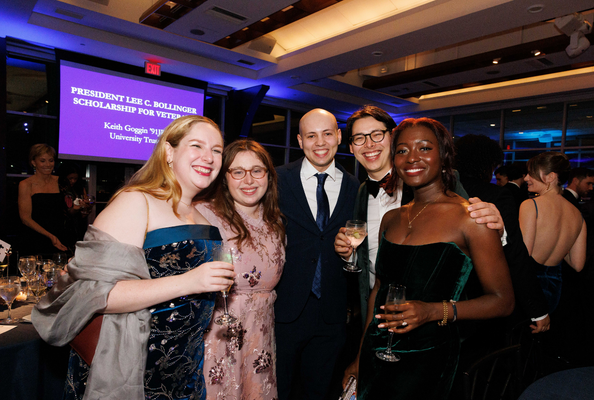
[563,189,580,209]
[274,158,360,324]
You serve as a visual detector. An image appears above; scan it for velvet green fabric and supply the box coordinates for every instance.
[358,238,473,400]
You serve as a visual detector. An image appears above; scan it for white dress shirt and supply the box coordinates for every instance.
[300,158,343,221]
[366,172,403,289]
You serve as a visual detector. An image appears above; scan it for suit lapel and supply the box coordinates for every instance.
[286,159,318,228]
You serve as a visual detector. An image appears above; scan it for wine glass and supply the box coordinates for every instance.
[0,248,11,279]
[28,271,46,303]
[213,245,237,326]
[18,256,36,298]
[53,253,68,269]
[343,220,367,273]
[0,276,22,324]
[43,266,60,289]
[376,284,406,362]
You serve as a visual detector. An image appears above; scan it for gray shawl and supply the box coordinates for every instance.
[32,225,152,400]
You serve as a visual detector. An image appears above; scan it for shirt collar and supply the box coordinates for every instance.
[301,157,337,181]
[566,188,579,199]
[368,169,392,182]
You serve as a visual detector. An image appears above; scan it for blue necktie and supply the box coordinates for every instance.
[312,173,329,298]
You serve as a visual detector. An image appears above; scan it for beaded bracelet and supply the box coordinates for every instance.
[437,300,448,326]
[450,300,457,322]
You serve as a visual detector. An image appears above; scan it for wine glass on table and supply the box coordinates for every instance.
[28,272,46,303]
[18,256,36,299]
[343,220,367,273]
[0,248,11,279]
[0,276,22,324]
[376,284,406,362]
[213,245,237,326]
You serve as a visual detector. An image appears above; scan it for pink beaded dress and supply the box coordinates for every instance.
[196,202,285,400]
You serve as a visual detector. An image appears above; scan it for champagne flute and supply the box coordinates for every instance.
[0,276,22,324]
[343,220,367,273]
[376,284,406,362]
[213,245,237,326]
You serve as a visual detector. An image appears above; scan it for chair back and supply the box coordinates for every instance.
[463,344,522,400]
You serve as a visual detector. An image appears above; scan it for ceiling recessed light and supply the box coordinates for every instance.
[492,58,501,64]
[532,50,541,56]
[190,29,205,36]
[512,109,521,112]
[490,124,496,127]
[372,51,383,57]
[527,4,544,14]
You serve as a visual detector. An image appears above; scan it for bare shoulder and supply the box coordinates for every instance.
[380,206,402,227]
[18,176,34,190]
[94,190,149,246]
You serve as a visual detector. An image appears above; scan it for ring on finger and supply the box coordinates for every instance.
[401,320,408,327]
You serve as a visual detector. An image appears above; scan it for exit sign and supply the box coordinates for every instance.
[145,61,161,76]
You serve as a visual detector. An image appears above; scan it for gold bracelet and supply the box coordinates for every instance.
[437,300,448,326]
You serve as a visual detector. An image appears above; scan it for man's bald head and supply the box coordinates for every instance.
[297,108,342,172]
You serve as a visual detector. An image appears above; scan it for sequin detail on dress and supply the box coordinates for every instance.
[64,225,221,400]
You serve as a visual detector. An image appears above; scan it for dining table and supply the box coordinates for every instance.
[0,300,70,400]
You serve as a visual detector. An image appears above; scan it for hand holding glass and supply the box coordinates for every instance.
[213,245,237,325]
[376,284,406,362]
[343,220,367,273]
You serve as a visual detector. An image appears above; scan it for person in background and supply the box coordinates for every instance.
[455,135,549,333]
[519,152,586,314]
[503,163,530,209]
[352,118,514,399]
[58,161,89,250]
[196,139,285,400]
[275,108,360,400]
[33,115,235,400]
[494,165,509,187]
[18,143,68,254]
[563,167,594,209]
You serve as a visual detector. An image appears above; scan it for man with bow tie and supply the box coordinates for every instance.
[335,106,505,327]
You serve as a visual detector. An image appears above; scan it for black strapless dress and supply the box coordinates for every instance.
[358,237,474,400]
[21,193,67,255]
[64,224,222,400]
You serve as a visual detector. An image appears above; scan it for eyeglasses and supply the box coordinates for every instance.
[350,129,389,146]
[227,167,268,180]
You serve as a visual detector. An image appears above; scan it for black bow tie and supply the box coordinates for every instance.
[367,174,393,198]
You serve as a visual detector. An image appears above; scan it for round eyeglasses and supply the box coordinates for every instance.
[350,129,388,146]
[228,167,268,180]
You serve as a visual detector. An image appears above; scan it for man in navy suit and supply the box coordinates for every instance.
[275,108,360,400]
[563,167,594,209]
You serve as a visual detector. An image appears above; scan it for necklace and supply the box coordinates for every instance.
[179,199,192,208]
[407,194,441,229]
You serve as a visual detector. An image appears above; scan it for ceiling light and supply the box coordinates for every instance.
[490,124,496,127]
[555,13,592,58]
[372,51,383,57]
[527,4,544,14]
[512,109,521,112]
[492,58,500,64]
[532,50,541,56]
[380,67,388,74]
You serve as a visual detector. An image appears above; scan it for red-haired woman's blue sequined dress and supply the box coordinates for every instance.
[64,225,221,400]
